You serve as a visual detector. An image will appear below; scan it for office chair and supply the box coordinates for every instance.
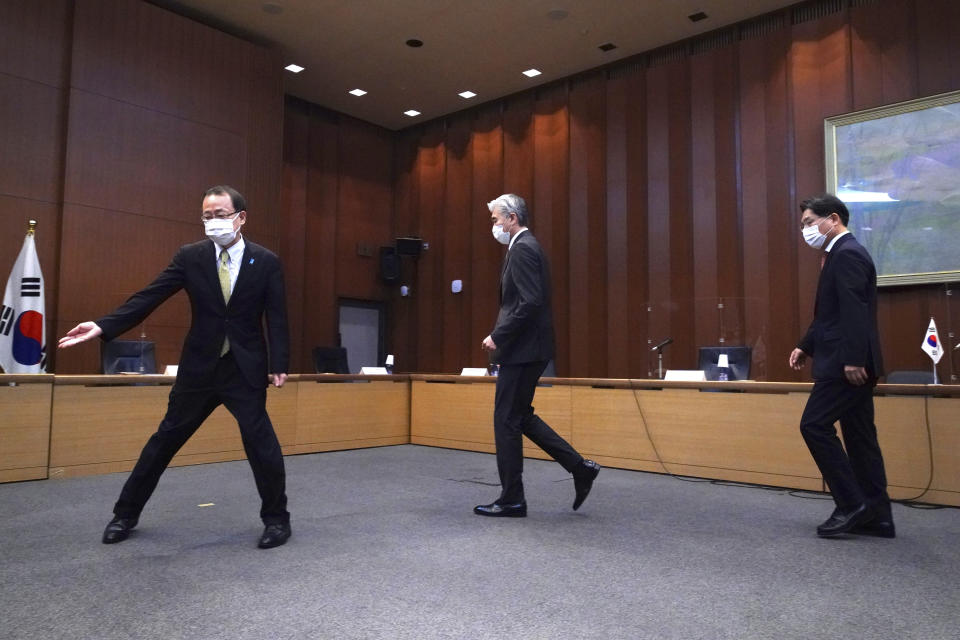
[697,346,751,381]
[313,346,349,374]
[101,340,157,374]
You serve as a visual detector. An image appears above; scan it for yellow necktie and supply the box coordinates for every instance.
[219,250,231,355]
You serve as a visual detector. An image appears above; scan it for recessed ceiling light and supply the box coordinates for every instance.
[458,91,477,99]
[688,11,708,22]
[522,68,542,77]
[547,8,568,20]
[404,110,421,117]
[406,39,424,48]
[284,64,304,73]
[598,42,617,52]
[349,88,367,97]
[262,2,283,14]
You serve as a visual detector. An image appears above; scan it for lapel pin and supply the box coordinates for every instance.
[249,258,254,264]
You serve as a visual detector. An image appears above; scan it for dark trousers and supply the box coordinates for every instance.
[113,352,289,525]
[800,379,890,518]
[494,360,582,504]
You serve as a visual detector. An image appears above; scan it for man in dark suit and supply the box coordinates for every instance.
[475,194,600,517]
[789,194,893,538]
[58,185,292,548]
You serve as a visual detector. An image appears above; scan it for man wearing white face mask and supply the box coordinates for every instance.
[789,194,892,539]
[58,185,292,549]
[476,194,600,517]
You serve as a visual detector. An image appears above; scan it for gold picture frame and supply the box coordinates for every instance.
[824,90,960,286]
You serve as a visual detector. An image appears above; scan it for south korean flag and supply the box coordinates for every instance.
[1,226,46,373]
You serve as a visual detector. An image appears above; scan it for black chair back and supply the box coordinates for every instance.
[885,370,935,384]
[313,347,349,374]
[101,340,157,374]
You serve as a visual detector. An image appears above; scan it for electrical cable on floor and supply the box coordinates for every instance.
[626,382,950,511]
[895,394,941,508]
[628,381,710,483]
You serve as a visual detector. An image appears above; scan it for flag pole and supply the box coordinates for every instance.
[27,219,37,236]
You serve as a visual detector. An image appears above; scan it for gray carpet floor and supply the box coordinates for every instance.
[1,444,958,640]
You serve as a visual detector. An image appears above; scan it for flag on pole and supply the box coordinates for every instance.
[0,221,46,373]
[921,317,942,365]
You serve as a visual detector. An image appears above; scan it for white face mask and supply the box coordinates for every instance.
[204,217,238,246]
[491,224,510,245]
[802,217,832,250]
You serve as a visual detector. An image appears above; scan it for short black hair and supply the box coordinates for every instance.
[799,193,849,226]
[203,185,246,213]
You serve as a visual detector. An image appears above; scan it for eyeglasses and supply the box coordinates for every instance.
[201,210,239,222]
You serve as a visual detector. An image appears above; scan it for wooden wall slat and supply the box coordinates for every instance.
[850,0,917,110]
[915,0,960,98]
[690,52,721,356]
[414,124,447,373]
[623,69,650,377]
[0,0,72,87]
[568,73,608,377]
[532,86,570,376]
[470,107,505,373]
[605,73,630,378]
[442,118,473,372]
[645,64,674,374]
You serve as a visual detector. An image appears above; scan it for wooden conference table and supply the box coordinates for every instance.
[2,373,958,506]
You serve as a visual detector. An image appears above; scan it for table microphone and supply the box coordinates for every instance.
[651,337,673,351]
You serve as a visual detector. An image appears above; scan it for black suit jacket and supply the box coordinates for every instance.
[97,238,290,389]
[490,231,555,365]
[797,233,883,381]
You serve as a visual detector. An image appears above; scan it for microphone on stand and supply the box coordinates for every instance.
[651,337,673,352]
[650,337,673,380]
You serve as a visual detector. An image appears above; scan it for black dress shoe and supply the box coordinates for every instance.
[258,522,291,549]
[473,502,527,517]
[816,504,869,537]
[851,518,896,538]
[572,459,601,511]
[102,516,138,544]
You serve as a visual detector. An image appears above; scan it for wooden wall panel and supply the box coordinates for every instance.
[645,64,675,375]
[279,99,309,374]
[604,71,631,378]
[335,118,394,302]
[850,0,917,110]
[0,0,72,87]
[469,107,505,372]
[392,0,957,381]
[414,125,447,373]
[532,86,570,375]
[282,101,396,374]
[622,69,650,377]
[70,0,247,133]
[914,0,960,98]
[49,0,284,374]
[441,118,473,371]
[392,131,423,372]
[568,73,608,377]
[0,0,72,376]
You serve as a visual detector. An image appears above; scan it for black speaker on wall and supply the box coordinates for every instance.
[379,246,400,283]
